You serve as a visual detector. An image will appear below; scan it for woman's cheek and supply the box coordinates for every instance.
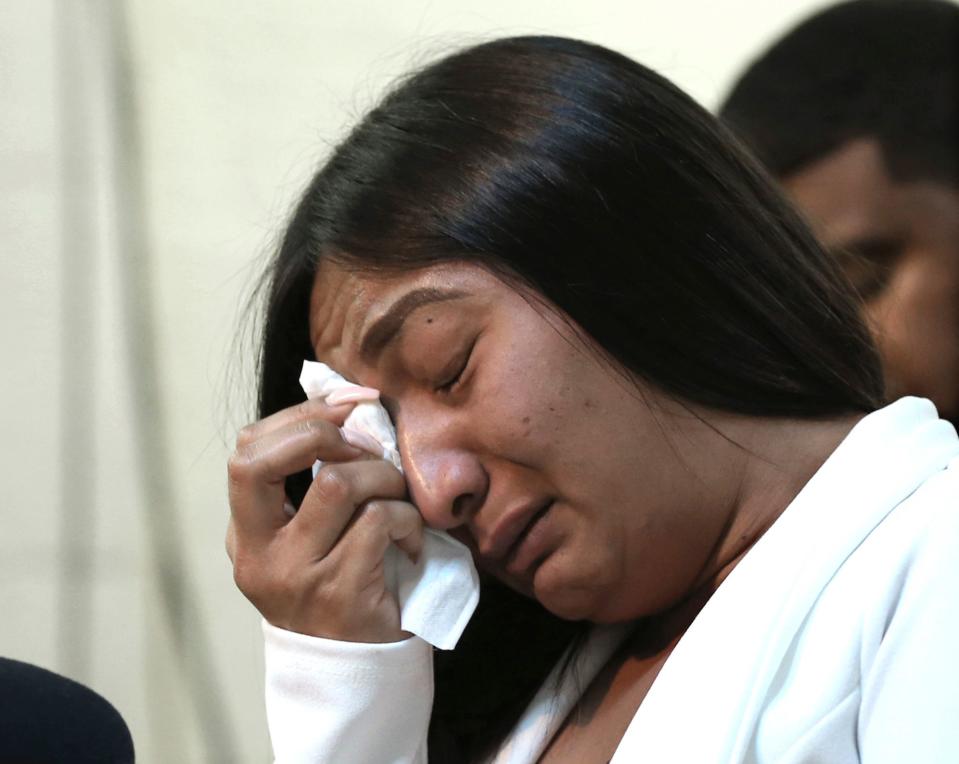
[480,366,567,458]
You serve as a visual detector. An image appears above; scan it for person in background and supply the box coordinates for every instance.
[720,0,959,425]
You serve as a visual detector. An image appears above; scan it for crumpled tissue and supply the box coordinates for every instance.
[298,360,480,650]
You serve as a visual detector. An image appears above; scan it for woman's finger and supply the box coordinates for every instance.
[285,460,409,556]
[235,397,353,449]
[228,417,365,541]
[323,499,425,588]
[366,499,425,562]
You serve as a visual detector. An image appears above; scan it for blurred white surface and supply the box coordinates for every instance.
[0,1,836,760]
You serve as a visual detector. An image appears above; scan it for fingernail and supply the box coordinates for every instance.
[339,427,383,456]
[282,500,297,518]
[326,386,381,406]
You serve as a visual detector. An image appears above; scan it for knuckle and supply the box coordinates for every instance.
[294,399,325,425]
[235,423,257,449]
[226,450,249,481]
[360,500,388,527]
[226,449,255,484]
[313,467,352,505]
[231,555,259,597]
[294,416,325,439]
[294,407,342,447]
[295,399,318,417]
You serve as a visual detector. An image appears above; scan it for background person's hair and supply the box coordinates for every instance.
[719,0,959,186]
[252,35,884,761]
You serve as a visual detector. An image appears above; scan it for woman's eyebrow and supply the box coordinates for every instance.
[359,287,469,362]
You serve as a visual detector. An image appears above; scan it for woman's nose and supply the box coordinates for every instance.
[397,421,487,531]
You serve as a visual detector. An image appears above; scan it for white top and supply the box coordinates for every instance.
[262,397,959,763]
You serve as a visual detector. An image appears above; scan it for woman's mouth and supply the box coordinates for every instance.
[503,501,556,578]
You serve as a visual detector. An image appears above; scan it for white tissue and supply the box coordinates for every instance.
[298,360,480,650]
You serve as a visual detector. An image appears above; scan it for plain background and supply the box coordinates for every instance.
[1,1,840,760]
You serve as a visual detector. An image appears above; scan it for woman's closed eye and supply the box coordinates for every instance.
[435,338,477,394]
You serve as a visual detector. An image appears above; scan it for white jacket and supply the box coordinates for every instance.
[262,397,959,763]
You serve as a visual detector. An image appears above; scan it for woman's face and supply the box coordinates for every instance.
[309,260,727,623]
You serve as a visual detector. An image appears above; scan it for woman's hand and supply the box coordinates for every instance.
[226,398,424,643]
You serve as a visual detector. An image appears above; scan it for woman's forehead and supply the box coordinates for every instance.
[308,264,368,365]
[308,260,499,367]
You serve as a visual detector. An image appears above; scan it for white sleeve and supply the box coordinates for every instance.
[262,620,433,764]
[858,485,959,763]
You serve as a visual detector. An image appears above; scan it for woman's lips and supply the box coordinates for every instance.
[503,502,556,578]
[482,499,553,563]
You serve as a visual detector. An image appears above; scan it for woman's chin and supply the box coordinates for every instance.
[531,560,604,622]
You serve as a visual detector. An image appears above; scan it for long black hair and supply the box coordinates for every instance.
[252,36,883,761]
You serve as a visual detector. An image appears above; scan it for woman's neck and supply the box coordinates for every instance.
[654,408,864,642]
